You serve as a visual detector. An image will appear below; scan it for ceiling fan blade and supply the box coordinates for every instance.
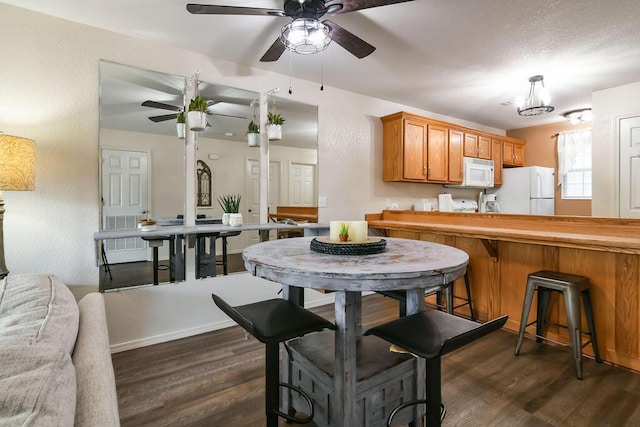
[260,38,287,62]
[323,20,375,59]
[142,100,182,112]
[186,4,285,16]
[148,113,179,122]
[336,0,416,14]
[207,112,247,119]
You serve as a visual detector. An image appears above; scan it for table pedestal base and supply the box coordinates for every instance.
[287,331,422,427]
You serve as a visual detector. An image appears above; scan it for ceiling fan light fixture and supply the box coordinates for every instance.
[562,108,593,125]
[517,75,555,116]
[281,18,332,55]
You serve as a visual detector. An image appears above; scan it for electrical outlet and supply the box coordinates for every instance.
[318,196,328,208]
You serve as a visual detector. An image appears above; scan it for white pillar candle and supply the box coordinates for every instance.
[349,221,368,243]
[329,221,342,241]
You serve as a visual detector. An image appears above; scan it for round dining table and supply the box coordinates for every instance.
[243,236,469,427]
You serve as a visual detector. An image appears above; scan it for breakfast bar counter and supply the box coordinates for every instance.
[365,210,640,373]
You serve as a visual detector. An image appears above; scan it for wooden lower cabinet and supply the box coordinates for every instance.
[385,229,640,372]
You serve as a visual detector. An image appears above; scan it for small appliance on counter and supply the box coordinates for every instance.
[438,193,453,212]
[452,198,478,212]
[479,192,501,213]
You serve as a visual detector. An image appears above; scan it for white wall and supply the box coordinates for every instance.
[591,81,640,217]
[0,3,508,351]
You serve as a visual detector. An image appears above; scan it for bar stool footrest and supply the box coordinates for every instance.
[387,400,446,427]
[275,382,314,424]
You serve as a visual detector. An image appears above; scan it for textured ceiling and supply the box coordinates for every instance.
[7,0,640,130]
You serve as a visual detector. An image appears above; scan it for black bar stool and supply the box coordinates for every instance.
[140,235,174,285]
[364,310,507,426]
[212,294,336,427]
[514,270,602,379]
[196,231,241,278]
[377,270,475,320]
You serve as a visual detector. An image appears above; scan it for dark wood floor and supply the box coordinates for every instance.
[112,294,640,426]
[100,254,247,291]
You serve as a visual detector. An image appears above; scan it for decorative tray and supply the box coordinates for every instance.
[310,236,387,255]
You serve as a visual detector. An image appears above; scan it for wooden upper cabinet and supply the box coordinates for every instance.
[503,140,526,166]
[448,129,464,183]
[426,124,449,182]
[478,136,491,159]
[464,133,491,159]
[381,111,525,184]
[491,139,503,186]
[403,119,427,180]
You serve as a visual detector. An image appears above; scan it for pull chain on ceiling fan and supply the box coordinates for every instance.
[186,0,416,62]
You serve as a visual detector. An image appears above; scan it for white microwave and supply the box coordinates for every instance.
[463,157,494,188]
[446,157,494,188]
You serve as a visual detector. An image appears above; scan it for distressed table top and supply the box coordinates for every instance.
[243,237,468,291]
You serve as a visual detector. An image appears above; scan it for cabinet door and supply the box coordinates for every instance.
[448,129,464,183]
[513,144,525,166]
[503,141,515,165]
[464,133,478,157]
[403,119,427,180]
[427,124,449,182]
[491,139,502,185]
[478,136,491,159]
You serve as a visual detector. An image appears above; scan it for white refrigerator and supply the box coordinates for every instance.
[491,166,555,215]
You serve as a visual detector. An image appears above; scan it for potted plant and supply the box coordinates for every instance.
[247,120,260,147]
[339,222,349,242]
[176,112,186,139]
[218,193,242,226]
[266,112,285,140]
[187,95,208,131]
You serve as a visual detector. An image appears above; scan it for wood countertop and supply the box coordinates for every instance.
[365,210,640,255]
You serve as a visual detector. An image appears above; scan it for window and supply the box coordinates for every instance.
[557,129,592,199]
[197,160,212,207]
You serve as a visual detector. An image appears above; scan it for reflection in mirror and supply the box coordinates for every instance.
[99,61,187,290]
[195,93,319,255]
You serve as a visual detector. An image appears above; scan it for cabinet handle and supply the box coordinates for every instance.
[423,166,427,176]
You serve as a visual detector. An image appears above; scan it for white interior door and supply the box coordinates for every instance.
[289,163,316,206]
[620,115,640,218]
[101,149,149,263]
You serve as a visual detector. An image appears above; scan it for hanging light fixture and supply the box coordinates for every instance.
[517,75,554,116]
[562,108,593,125]
[281,18,332,55]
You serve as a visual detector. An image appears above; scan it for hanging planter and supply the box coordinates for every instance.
[247,119,260,147]
[176,112,186,139]
[267,112,285,141]
[188,95,208,132]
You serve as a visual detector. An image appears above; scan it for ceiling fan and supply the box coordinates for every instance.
[141,100,246,123]
[186,0,415,62]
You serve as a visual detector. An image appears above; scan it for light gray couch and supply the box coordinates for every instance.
[0,274,120,426]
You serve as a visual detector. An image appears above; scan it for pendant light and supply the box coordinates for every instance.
[517,75,554,116]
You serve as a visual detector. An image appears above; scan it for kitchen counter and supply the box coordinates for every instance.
[365,210,640,372]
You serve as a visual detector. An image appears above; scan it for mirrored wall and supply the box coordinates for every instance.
[98,61,318,291]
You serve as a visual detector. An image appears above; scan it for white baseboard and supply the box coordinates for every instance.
[110,293,337,353]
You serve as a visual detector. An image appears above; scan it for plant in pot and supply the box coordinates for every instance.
[176,112,186,139]
[339,222,350,242]
[266,112,285,141]
[247,120,260,147]
[188,95,208,132]
[218,193,242,226]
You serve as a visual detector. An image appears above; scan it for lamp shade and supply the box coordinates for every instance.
[0,134,35,191]
[517,75,554,117]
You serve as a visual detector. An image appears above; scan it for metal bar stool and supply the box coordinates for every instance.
[365,310,508,426]
[140,235,174,285]
[514,270,602,379]
[377,270,475,320]
[212,294,336,427]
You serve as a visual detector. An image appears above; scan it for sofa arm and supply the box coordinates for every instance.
[72,293,120,426]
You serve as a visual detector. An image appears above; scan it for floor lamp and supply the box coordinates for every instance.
[0,134,35,279]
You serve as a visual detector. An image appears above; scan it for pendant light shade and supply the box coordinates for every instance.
[517,75,554,116]
[562,108,592,124]
[281,18,332,55]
